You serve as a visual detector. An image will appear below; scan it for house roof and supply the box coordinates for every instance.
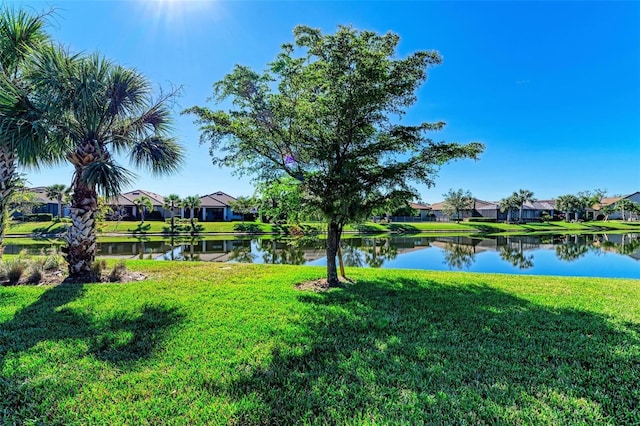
[114,190,165,207]
[199,194,228,208]
[429,198,497,211]
[202,191,237,206]
[409,202,431,210]
[28,186,58,204]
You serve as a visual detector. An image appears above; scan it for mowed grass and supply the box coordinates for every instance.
[8,219,640,236]
[1,262,639,424]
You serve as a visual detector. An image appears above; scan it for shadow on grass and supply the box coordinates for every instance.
[467,223,507,233]
[131,223,151,234]
[224,278,639,424]
[384,223,421,234]
[0,284,183,421]
[31,224,69,235]
[234,223,263,234]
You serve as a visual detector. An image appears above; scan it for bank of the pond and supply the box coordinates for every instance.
[6,219,640,238]
[1,262,638,424]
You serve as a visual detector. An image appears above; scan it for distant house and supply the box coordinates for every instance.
[429,198,557,222]
[408,202,432,220]
[429,198,504,221]
[198,192,240,221]
[107,190,241,222]
[110,190,167,221]
[594,191,640,220]
[26,187,69,218]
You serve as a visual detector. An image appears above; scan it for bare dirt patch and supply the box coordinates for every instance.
[295,277,354,292]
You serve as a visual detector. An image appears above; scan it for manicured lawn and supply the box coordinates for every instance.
[8,219,640,237]
[1,262,638,424]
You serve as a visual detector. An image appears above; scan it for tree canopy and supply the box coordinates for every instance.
[442,188,474,222]
[187,25,484,285]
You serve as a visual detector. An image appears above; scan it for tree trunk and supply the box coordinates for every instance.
[57,198,63,219]
[326,220,343,286]
[0,145,17,259]
[65,178,98,279]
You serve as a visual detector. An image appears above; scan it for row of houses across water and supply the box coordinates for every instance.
[27,188,242,222]
[403,191,640,222]
[24,188,640,222]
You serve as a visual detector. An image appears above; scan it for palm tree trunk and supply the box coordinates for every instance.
[65,176,98,278]
[0,145,17,258]
[57,197,63,219]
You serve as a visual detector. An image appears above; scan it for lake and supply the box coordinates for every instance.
[6,233,639,279]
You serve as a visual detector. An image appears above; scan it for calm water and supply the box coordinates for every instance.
[5,233,639,279]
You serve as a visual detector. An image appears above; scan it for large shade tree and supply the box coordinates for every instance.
[187,25,484,286]
[442,188,474,222]
[0,7,60,254]
[28,49,184,279]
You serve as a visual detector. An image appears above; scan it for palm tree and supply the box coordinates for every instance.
[133,195,153,224]
[163,193,181,234]
[45,183,69,219]
[516,189,535,223]
[28,49,184,279]
[499,194,520,223]
[230,195,255,223]
[0,7,58,255]
[182,195,201,235]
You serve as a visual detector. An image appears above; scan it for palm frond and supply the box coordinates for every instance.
[0,6,51,77]
[106,65,150,117]
[80,159,137,199]
[129,136,185,175]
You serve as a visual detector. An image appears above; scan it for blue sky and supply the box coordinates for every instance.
[12,0,640,203]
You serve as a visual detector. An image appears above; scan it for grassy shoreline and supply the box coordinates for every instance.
[6,219,640,238]
[1,262,638,424]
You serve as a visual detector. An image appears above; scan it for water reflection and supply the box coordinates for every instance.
[442,241,476,270]
[3,232,639,278]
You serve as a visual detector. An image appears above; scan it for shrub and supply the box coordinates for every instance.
[43,252,64,271]
[5,260,27,285]
[109,260,128,282]
[90,259,107,282]
[16,213,54,222]
[146,210,164,221]
[26,263,43,285]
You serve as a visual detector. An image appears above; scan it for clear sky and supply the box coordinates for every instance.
[11,0,640,203]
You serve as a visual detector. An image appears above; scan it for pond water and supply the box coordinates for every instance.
[6,233,640,279]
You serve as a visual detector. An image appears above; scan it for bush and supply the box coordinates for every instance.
[146,210,164,221]
[16,213,54,222]
[109,260,128,282]
[26,263,43,285]
[5,259,27,285]
[43,252,64,271]
[90,259,107,281]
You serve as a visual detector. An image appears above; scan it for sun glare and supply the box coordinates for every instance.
[139,0,220,29]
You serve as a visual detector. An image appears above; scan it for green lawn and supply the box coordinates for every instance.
[1,262,638,424]
[7,219,640,237]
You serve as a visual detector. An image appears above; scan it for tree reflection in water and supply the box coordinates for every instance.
[362,238,398,268]
[229,245,257,263]
[259,238,306,265]
[442,242,476,270]
[499,246,534,269]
